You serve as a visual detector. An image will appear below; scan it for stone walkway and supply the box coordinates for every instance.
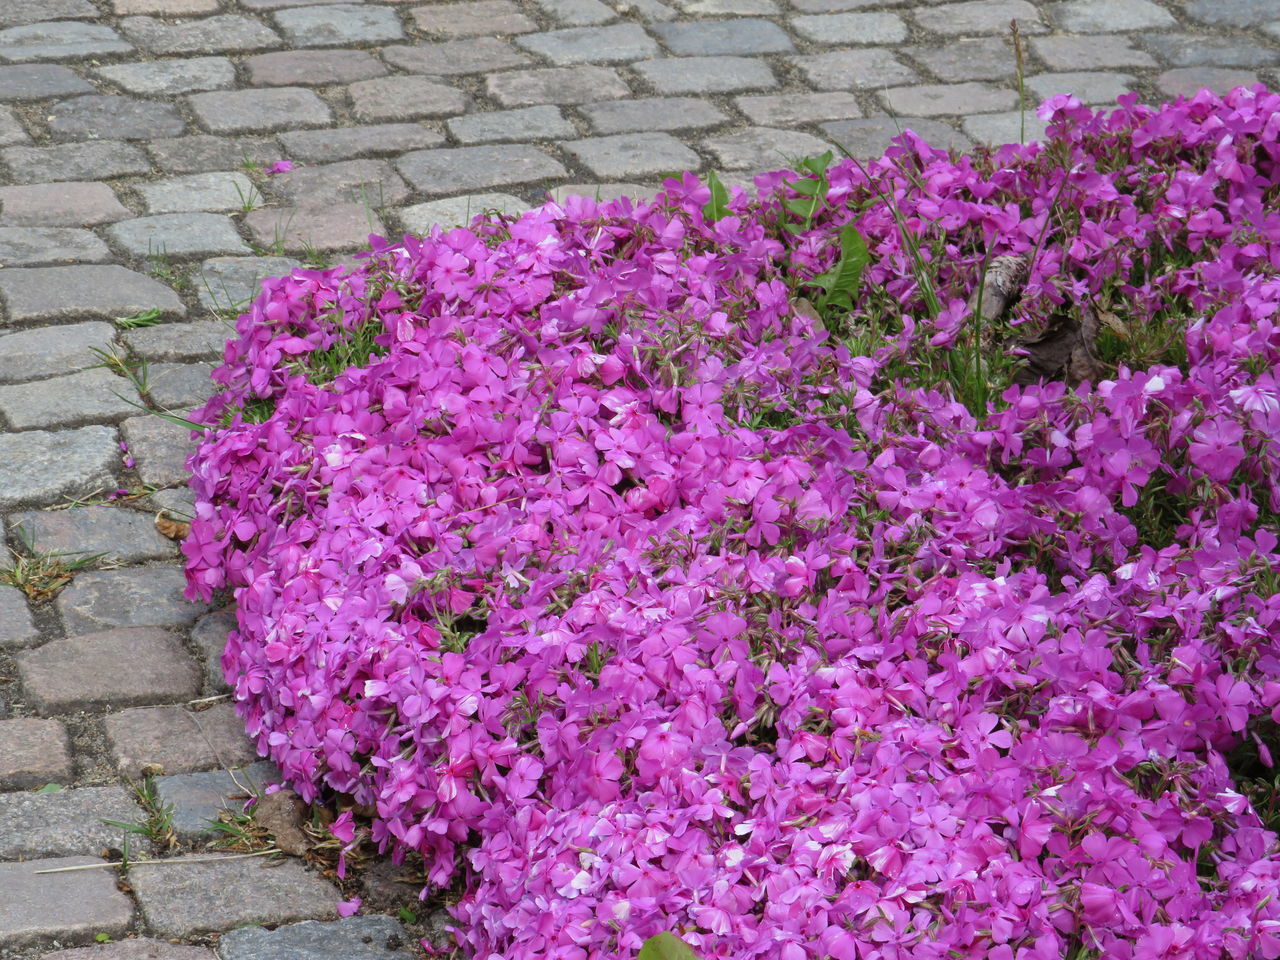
[0,0,1275,956]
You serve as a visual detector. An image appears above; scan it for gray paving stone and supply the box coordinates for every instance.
[2,140,151,184]
[56,567,203,634]
[398,193,532,234]
[280,123,444,162]
[245,48,388,86]
[0,21,132,62]
[1143,34,1277,69]
[148,135,280,175]
[790,11,905,44]
[1032,35,1158,70]
[0,718,71,790]
[0,857,134,949]
[624,0,679,21]
[562,131,700,178]
[8,506,173,564]
[108,213,250,259]
[912,0,1046,35]
[195,256,302,313]
[517,24,659,64]
[146,362,219,409]
[218,916,417,960]
[962,109,1049,145]
[1185,0,1274,26]
[0,583,39,647]
[139,172,262,215]
[244,204,385,253]
[905,37,1016,82]
[124,320,229,362]
[0,181,130,226]
[0,426,119,511]
[190,606,235,693]
[790,49,917,89]
[635,55,776,93]
[49,95,187,141]
[381,37,533,75]
[190,87,332,134]
[0,323,121,384]
[268,159,409,207]
[703,126,834,171]
[0,0,99,27]
[0,265,185,325]
[1049,0,1174,31]
[274,4,404,46]
[448,105,577,143]
[821,116,971,158]
[242,0,359,7]
[116,0,222,11]
[1026,71,1138,105]
[580,96,727,133]
[105,702,257,779]
[397,144,567,195]
[0,226,110,266]
[410,0,538,37]
[533,0,616,24]
[882,81,1016,117]
[148,485,195,519]
[0,63,93,100]
[651,18,791,55]
[155,761,279,839]
[121,414,196,488]
[349,76,468,122]
[735,91,861,125]
[1158,68,1261,99]
[680,0,779,12]
[19,626,201,713]
[43,940,214,960]
[95,57,237,96]
[486,65,630,105]
[0,786,137,858]
[121,14,280,54]
[0,104,27,144]
[129,852,338,939]
[1,377,123,439]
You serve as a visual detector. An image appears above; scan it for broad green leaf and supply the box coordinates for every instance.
[784,197,819,219]
[790,177,823,197]
[638,932,702,960]
[36,783,63,794]
[816,223,870,312]
[800,150,834,176]
[702,171,729,223]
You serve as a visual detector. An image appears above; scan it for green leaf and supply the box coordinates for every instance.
[95,934,112,944]
[789,177,823,197]
[638,932,702,960]
[800,150,834,176]
[702,171,729,223]
[114,308,164,330]
[36,783,63,794]
[397,907,417,924]
[784,197,819,219]
[815,223,870,313]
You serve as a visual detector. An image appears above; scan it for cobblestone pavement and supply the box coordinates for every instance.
[0,0,1276,955]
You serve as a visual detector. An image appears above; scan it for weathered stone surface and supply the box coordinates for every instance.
[138,172,261,215]
[43,940,214,960]
[190,606,235,692]
[218,916,417,960]
[0,21,132,61]
[7,506,173,564]
[702,126,835,171]
[0,63,93,100]
[0,857,133,949]
[1,265,184,324]
[120,415,195,488]
[48,95,186,141]
[790,49,917,89]
[154,761,279,839]
[115,0,221,12]
[411,0,537,36]
[1026,71,1137,105]
[1185,0,1275,25]
[144,362,219,409]
[190,87,332,133]
[124,319,230,361]
[1157,67,1261,99]
[791,11,905,44]
[735,91,861,125]
[486,64,630,105]
[882,81,1016,117]
[0,0,99,27]
[448,106,577,143]
[121,14,279,54]
[195,255,301,313]
[0,584,40,648]
[533,0,614,23]
[635,55,776,94]
[821,116,971,158]
[652,18,792,54]
[1050,0,1174,30]
[18,626,201,712]
[148,134,280,174]
[268,159,409,207]
[382,37,532,75]
[0,104,28,144]
[912,0,1046,34]
[349,76,468,122]
[279,123,444,162]
[108,213,249,259]
[0,226,110,265]
[2,140,151,183]
[0,181,131,226]
[129,853,338,939]
[0,786,137,858]
[0,426,119,510]
[581,96,727,133]
[274,4,403,45]
[397,144,566,195]
[904,37,1015,82]
[398,193,532,234]
[1144,34,1277,69]
[97,57,238,96]
[562,132,700,178]
[56,567,203,633]
[105,702,258,779]
[517,23,659,63]
[148,485,195,520]
[243,204,385,253]
[0,718,71,790]
[962,109,1049,145]
[1032,35,1158,70]
[246,48,387,86]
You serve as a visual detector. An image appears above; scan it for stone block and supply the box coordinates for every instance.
[1032,35,1157,70]
[1049,0,1175,31]
[0,63,93,101]
[0,857,133,949]
[105,702,258,779]
[120,14,279,54]
[218,916,417,960]
[0,21,132,61]
[2,141,150,183]
[735,92,861,125]
[243,205,385,254]
[799,48,920,91]
[189,87,332,134]
[410,1,537,36]
[486,65,630,105]
[0,718,71,790]
[397,193,532,234]
[516,23,659,64]
[267,159,409,207]
[7,506,174,564]
[790,12,905,44]
[634,55,776,94]
[195,256,302,314]
[561,132,700,178]
[0,226,110,265]
[273,3,404,46]
[0,583,40,648]
[396,144,566,195]
[912,0,1047,34]
[1025,71,1137,106]
[121,415,196,488]
[56,566,203,633]
[190,606,236,693]
[148,135,280,175]
[580,96,727,134]
[962,109,1049,145]
[702,126,835,171]
[0,321,116,384]
[348,76,468,122]
[124,320,230,362]
[279,124,444,162]
[0,182,131,226]
[381,37,532,74]
[0,427,119,511]
[48,95,186,141]
[0,786,137,858]
[138,172,261,214]
[245,49,388,86]
[1157,68,1261,99]
[821,116,971,158]
[43,940,214,960]
[154,761,279,839]
[882,82,1017,117]
[0,265,184,324]
[447,106,577,144]
[108,213,250,259]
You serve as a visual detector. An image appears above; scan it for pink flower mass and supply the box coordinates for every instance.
[186,87,1280,959]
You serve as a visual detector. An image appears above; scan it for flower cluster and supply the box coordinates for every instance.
[186,86,1280,960]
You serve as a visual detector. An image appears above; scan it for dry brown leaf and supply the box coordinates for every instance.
[1012,305,1105,388]
[968,255,1029,326]
[155,512,190,541]
[253,788,312,857]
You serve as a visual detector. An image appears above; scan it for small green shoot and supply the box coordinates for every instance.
[639,932,702,960]
[95,933,112,943]
[702,171,730,223]
[803,222,871,319]
[2,526,105,602]
[35,783,63,795]
[114,308,164,330]
[398,906,418,924]
[101,775,178,851]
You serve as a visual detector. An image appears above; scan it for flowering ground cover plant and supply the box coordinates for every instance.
[186,86,1280,959]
